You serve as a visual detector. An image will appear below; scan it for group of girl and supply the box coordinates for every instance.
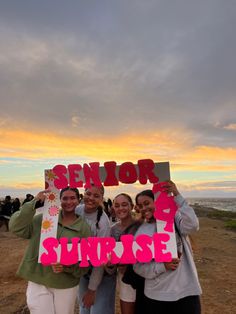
[9,181,202,314]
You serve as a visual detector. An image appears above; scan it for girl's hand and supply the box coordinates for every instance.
[103,254,117,275]
[52,263,64,273]
[35,189,50,202]
[162,181,180,196]
[164,258,180,271]
[82,289,96,308]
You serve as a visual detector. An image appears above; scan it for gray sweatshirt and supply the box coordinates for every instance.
[133,194,202,301]
[76,204,111,291]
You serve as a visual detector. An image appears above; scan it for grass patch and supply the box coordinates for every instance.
[225,219,236,231]
[207,210,236,219]
[193,205,236,220]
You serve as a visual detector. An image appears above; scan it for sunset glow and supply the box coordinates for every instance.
[0,2,236,198]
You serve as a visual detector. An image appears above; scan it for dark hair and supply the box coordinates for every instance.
[113,193,134,207]
[85,184,105,229]
[60,187,80,200]
[107,198,112,207]
[135,189,154,205]
[96,205,104,229]
[5,195,11,201]
[85,183,104,196]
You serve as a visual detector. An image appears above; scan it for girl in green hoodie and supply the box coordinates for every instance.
[9,187,91,314]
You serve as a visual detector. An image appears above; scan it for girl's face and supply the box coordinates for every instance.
[60,190,79,213]
[136,195,155,223]
[113,195,133,221]
[84,186,103,213]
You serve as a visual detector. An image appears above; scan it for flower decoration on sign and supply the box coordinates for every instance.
[47,192,57,203]
[45,170,57,181]
[48,206,59,216]
[41,217,54,233]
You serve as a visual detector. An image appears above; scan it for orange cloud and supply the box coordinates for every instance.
[0,126,192,161]
[184,146,236,163]
[1,127,236,174]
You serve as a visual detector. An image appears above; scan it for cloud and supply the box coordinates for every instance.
[223,123,236,131]
[0,126,190,160]
[0,2,236,197]
[0,1,235,146]
[71,115,80,128]
[186,146,236,163]
[179,180,236,192]
[172,163,236,172]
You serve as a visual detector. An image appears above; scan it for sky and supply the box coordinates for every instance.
[0,0,236,199]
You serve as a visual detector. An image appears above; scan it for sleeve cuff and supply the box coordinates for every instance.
[174,194,185,207]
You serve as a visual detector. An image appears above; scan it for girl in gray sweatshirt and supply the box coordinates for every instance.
[133,182,202,314]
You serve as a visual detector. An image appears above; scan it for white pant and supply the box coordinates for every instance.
[26,281,78,314]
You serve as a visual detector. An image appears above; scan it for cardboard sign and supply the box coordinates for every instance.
[38,159,178,265]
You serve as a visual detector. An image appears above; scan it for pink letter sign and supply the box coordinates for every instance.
[38,160,178,265]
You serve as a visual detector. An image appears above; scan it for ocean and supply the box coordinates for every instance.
[1,197,235,213]
[187,198,236,213]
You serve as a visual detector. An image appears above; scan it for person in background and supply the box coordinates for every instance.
[107,198,112,210]
[9,187,91,314]
[1,195,12,215]
[22,193,34,205]
[109,203,117,224]
[133,181,202,314]
[79,193,84,204]
[0,195,13,230]
[12,197,21,213]
[76,184,116,314]
[103,199,111,219]
[103,198,113,220]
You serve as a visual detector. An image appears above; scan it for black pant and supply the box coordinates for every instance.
[145,295,201,314]
[134,278,145,314]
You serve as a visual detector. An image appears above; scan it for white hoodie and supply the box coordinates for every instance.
[133,194,202,301]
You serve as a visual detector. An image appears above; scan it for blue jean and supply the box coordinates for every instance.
[78,273,116,314]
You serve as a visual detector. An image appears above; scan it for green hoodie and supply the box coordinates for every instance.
[9,199,91,289]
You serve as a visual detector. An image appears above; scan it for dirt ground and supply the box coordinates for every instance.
[0,215,235,314]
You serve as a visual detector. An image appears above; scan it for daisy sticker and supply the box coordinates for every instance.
[41,217,54,233]
[48,206,59,216]
[47,192,58,203]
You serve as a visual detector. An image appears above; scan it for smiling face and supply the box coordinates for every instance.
[136,195,155,223]
[113,194,133,221]
[60,189,80,213]
[83,186,104,213]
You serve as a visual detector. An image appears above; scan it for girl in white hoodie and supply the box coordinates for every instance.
[133,181,202,314]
